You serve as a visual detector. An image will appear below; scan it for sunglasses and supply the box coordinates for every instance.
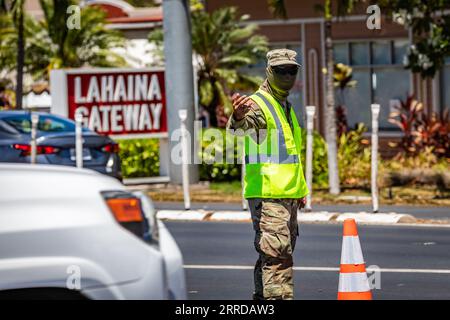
[273,66,298,76]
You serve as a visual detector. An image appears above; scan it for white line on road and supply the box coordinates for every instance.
[184,265,450,274]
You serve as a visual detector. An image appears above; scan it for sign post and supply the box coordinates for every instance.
[179,109,191,210]
[371,104,380,213]
[75,113,83,169]
[30,113,39,164]
[305,106,316,212]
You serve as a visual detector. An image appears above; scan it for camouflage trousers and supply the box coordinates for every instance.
[248,198,302,300]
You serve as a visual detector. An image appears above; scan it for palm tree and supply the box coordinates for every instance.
[1,0,25,109]
[0,7,16,73]
[0,0,126,82]
[267,0,362,194]
[149,6,268,127]
[37,0,126,79]
[333,63,357,136]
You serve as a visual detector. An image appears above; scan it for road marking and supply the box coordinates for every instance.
[184,265,450,274]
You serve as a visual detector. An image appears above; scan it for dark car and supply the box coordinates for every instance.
[0,111,122,180]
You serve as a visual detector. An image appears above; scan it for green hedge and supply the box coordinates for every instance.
[299,128,329,188]
[118,139,160,178]
[199,128,242,181]
[118,126,446,190]
[117,128,330,189]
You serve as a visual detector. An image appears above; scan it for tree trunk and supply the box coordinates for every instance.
[324,18,340,194]
[15,9,24,110]
[206,105,218,127]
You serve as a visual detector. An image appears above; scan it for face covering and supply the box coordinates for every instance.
[261,66,297,103]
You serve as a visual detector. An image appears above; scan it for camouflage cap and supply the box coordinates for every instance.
[266,49,301,67]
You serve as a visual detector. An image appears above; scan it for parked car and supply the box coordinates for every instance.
[0,111,121,180]
[0,163,186,300]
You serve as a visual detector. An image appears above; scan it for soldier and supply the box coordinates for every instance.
[226,49,308,300]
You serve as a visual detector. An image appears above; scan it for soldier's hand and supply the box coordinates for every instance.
[298,197,307,208]
[231,93,253,121]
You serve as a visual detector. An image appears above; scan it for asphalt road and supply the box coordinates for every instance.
[155,201,450,220]
[165,221,450,300]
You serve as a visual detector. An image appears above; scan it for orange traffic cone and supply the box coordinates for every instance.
[337,218,372,300]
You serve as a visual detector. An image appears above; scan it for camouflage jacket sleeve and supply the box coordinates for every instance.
[226,100,267,134]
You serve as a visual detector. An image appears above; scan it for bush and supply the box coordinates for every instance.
[199,127,331,186]
[337,123,371,188]
[118,139,160,178]
[299,128,329,189]
[389,94,449,158]
[116,125,377,190]
[380,147,449,190]
[117,131,243,181]
[199,128,242,181]
[116,128,331,187]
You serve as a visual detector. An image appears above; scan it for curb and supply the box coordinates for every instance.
[334,212,417,224]
[156,209,432,225]
[157,210,211,221]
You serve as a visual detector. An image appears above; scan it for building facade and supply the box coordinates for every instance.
[205,0,449,145]
[22,0,449,144]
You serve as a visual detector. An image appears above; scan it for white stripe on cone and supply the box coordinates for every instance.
[340,236,365,264]
[338,273,371,292]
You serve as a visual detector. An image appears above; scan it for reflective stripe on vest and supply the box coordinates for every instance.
[245,92,299,164]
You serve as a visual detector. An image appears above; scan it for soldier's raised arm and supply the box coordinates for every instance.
[226,93,267,134]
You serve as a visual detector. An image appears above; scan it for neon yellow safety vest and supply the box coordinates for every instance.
[243,89,309,199]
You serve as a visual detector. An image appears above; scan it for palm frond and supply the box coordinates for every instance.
[267,0,287,19]
[199,79,214,106]
[214,80,233,115]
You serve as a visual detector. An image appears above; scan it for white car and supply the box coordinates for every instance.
[0,163,186,300]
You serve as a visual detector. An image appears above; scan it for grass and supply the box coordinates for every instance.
[147,181,243,203]
[147,181,450,206]
[209,181,243,194]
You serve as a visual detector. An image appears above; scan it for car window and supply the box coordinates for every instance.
[0,120,20,135]
[38,116,73,132]
[2,114,76,133]
[3,117,32,133]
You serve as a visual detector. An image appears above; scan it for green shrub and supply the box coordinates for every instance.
[118,139,160,178]
[199,128,242,181]
[198,127,330,186]
[116,128,330,185]
[117,125,447,192]
[299,128,329,189]
[337,123,371,188]
[380,147,450,189]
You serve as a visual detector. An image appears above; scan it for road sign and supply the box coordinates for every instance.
[50,68,167,139]
[50,68,170,183]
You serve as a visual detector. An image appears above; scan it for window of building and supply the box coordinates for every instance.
[350,42,370,66]
[393,40,409,65]
[371,41,391,65]
[333,43,349,65]
[333,39,410,131]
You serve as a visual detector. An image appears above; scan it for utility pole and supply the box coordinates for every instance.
[163,0,199,184]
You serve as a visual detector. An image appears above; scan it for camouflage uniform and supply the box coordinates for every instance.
[248,198,302,300]
[226,60,304,299]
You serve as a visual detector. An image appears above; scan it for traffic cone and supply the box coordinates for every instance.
[337,218,372,300]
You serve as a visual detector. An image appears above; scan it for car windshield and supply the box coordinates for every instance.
[2,114,78,134]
